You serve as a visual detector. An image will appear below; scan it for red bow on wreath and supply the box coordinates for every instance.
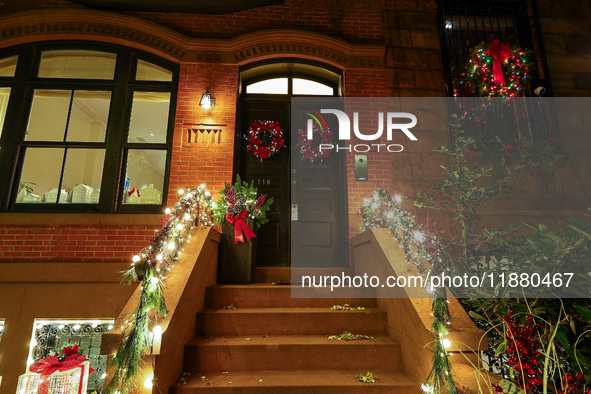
[487,39,511,85]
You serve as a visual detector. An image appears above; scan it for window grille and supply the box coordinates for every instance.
[439,0,551,97]
[438,1,559,142]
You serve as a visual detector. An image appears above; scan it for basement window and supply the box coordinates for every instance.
[27,319,114,393]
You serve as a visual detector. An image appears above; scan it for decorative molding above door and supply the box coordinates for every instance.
[0,10,384,69]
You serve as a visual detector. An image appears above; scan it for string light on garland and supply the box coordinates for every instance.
[104,185,214,394]
[359,189,457,394]
[465,39,534,98]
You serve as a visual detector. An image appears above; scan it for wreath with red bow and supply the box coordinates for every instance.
[297,122,334,162]
[466,39,534,97]
[247,120,285,160]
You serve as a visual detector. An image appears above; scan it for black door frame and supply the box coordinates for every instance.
[233,59,349,267]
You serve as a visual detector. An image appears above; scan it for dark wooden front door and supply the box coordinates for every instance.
[240,100,290,266]
[238,98,347,267]
[290,105,348,267]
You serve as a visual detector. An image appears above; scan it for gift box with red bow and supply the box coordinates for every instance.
[17,346,92,394]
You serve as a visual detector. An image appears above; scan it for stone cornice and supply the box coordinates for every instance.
[0,9,384,69]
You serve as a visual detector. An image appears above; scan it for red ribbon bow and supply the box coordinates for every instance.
[29,354,93,394]
[487,39,511,85]
[226,211,256,243]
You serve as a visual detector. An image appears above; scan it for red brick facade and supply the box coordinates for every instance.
[0,225,159,262]
[168,63,239,197]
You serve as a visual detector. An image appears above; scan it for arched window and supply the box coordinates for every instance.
[0,43,178,212]
[245,77,334,95]
[241,62,340,97]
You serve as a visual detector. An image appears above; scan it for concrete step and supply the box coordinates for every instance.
[196,307,387,336]
[205,284,377,309]
[170,370,417,393]
[183,335,401,372]
[254,267,355,283]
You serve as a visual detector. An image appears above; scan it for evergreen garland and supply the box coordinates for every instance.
[104,186,213,394]
[360,190,457,393]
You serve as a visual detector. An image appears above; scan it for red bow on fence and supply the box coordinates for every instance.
[487,39,511,85]
[226,211,256,243]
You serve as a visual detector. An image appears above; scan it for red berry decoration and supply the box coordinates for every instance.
[498,309,589,394]
[247,120,285,160]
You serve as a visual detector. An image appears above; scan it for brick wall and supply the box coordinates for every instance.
[0,225,159,262]
[168,63,239,203]
[343,69,389,235]
[127,0,384,43]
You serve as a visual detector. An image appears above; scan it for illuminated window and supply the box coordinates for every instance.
[0,45,178,212]
[246,78,288,94]
[245,77,334,96]
[292,78,333,95]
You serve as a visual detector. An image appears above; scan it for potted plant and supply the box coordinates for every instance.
[211,175,273,283]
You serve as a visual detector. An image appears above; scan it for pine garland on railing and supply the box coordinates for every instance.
[359,189,457,394]
[104,185,213,394]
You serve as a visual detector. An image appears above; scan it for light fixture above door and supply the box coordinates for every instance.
[199,87,215,110]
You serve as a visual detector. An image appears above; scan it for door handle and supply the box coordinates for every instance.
[291,203,298,221]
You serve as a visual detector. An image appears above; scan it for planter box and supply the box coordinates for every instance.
[219,220,258,284]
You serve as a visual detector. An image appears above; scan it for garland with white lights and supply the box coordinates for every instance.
[466,39,533,97]
[247,120,285,160]
[104,185,213,394]
[359,189,457,394]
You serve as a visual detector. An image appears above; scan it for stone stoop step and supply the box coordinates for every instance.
[172,370,417,393]
[170,284,417,393]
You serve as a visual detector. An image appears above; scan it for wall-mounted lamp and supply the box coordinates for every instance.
[199,87,215,110]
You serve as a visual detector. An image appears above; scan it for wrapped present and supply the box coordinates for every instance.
[17,358,91,394]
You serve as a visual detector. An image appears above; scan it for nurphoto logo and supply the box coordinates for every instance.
[305,108,418,153]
